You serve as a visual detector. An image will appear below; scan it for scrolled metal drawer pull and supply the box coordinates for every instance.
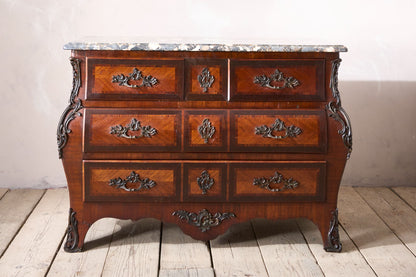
[172,209,236,232]
[110,118,157,139]
[255,118,302,139]
[198,118,215,143]
[254,68,300,90]
[112,68,158,89]
[197,67,215,93]
[109,171,156,192]
[197,170,214,194]
[253,171,299,192]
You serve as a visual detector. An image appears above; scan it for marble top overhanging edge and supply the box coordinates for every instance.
[64,40,347,52]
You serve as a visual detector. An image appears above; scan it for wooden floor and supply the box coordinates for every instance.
[0,187,415,276]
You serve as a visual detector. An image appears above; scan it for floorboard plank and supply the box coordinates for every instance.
[392,187,416,210]
[1,187,416,276]
[101,219,161,277]
[252,218,323,277]
[356,187,416,256]
[159,268,215,277]
[0,188,8,199]
[338,186,416,277]
[297,218,376,276]
[0,189,45,256]
[160,223,212,270]
[0,189,68,277]
[47,218,118,277]
[210,221,269,277]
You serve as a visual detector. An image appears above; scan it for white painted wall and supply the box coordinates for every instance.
[0,0,415,188]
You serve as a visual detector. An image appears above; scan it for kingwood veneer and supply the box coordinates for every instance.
[57,41,351,252]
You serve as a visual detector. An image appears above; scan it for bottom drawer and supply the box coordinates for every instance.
[83,161,181,202]
[83,160,326,203]
[229,162,326,202]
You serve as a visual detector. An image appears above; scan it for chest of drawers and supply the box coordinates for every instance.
[58,42,351,252]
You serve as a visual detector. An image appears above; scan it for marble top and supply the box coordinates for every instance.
[64,38,347,52]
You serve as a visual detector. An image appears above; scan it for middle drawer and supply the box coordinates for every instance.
[84,109,326,153]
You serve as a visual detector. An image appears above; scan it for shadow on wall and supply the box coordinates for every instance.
[340,81,416,187]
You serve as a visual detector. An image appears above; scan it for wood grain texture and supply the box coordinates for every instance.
[101,219,161,277]
[160,223,212,270]
[48,218,118,277]
[84,99,325,109]
[184,110,227,152]
[210,221,269,277]
[59,49,348,250]
[229,161,326,202]
[83,161,181,202]
[355,187,416,255]
[338,186,416,277]
[1,187,416,275]
[159,268,215,277]
[252,218,324,277]
[0,189,45,256]
[0,188,8,199]
[230,110,327,153]
[84,151,327,161]
[392,187,416,209]
[0,189,68,277]
[185,59,227,101]
[183,163,227,201]
[230,59,325,101]
[84,109,181,152]
[87,58,184,100]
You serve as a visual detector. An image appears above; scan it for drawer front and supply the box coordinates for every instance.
[83,161,181,202]
[87,59,184,100]
[230,59,325,101]
[230,110,327,153]
[184,110,227,152]
[184,59,227,100]
[183,163,227,201]
[84,109,181,152]
[229,162,326,202]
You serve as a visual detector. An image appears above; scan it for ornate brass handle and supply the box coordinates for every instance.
[254,68,300,90]
[112,68,158,88]
[197,170,214,194]
[197,67,215,93]
[110,118,157,139]
[172,209,236,232]
[198,118,216,143]
[253,171,299,192]
[109,171,157,192]
[255,118,302,139]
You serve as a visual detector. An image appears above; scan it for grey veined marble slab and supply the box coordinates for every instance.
[64,40,347,52]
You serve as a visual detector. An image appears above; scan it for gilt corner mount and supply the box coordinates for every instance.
[326,59,352,159]
[57,58,83,159]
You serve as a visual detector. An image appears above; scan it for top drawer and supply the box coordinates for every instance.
[230,59,325,101]
[87,59,184,100]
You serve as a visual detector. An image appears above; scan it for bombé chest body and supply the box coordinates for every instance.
[58,41,351,252]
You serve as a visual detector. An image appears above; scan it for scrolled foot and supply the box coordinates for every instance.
[64,208,82,252]
[324,208,342,252]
